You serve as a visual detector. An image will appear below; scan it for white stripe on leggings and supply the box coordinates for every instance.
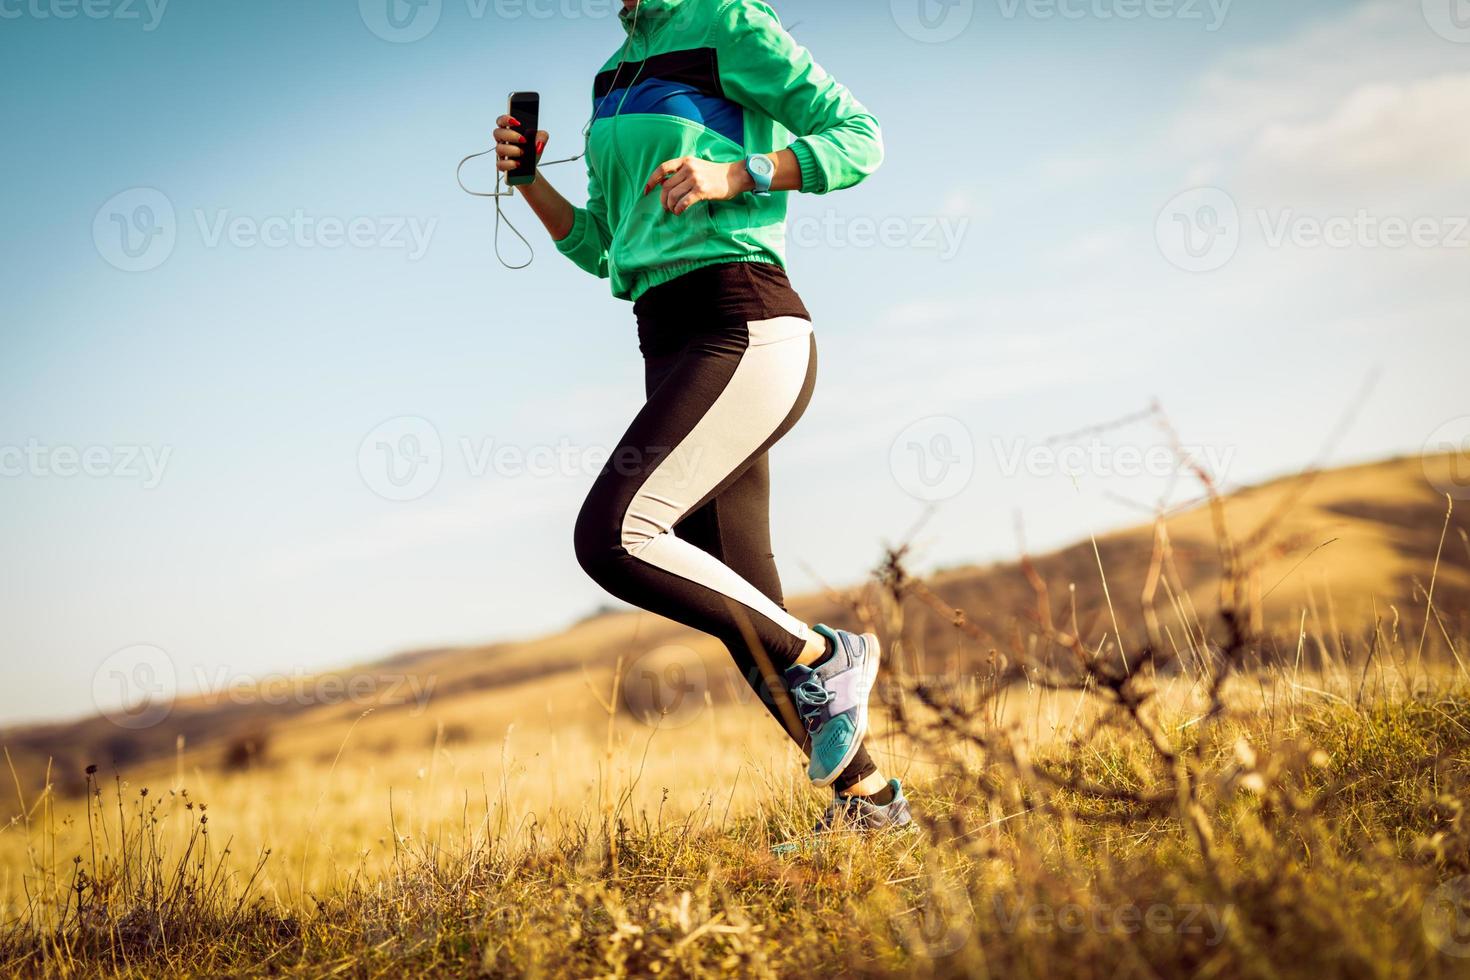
[619,315,814,646]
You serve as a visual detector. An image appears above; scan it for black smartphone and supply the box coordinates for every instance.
[507,91,540,187]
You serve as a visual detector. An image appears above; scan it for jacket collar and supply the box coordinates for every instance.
[620,0,685,35]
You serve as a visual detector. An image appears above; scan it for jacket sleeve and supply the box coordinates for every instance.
[554,161,614,279]
[712,0,884,194]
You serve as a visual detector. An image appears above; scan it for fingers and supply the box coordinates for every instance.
[493,124,528,171]
[644,158,690,196]
[644,158,715,214]
[672,188,705,215]
[661,175,697,213]
[534,130,549,159]
[496,114,522,129]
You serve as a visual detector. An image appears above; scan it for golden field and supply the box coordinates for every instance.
[2,452,1469,977]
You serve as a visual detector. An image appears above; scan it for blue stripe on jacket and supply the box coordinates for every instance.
[595,76,746,147]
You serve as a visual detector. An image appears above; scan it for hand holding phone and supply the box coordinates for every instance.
[504,91,541,187]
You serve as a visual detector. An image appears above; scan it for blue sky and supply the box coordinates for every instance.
[3,0,1468,723]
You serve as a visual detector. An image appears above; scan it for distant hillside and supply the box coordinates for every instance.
[4,453,1466,804]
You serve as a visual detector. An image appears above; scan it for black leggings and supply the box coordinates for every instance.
[573,265,877,792]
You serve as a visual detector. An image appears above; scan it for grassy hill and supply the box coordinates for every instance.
[4,454,1470,978]
[3,452,1466,806]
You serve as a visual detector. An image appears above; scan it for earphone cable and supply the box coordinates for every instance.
[457,1,645,270]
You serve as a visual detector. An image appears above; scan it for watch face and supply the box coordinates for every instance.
[750,155,774,178]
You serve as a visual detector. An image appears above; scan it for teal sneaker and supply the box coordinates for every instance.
[784,624,881,787]
[817,779,914,833]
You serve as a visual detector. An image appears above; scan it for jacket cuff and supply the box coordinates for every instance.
[554,207,592,257]
[790,138,825,194]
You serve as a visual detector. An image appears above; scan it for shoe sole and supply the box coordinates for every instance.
[810,632,882,788]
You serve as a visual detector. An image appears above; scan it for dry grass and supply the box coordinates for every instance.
[2,658,1468,978]
[2,452,1469,977]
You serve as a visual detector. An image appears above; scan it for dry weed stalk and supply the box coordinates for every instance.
[871,405,1420,911]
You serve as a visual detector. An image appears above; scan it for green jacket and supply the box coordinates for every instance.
[554,0,883,302]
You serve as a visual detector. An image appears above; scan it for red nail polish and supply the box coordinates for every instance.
[535,141,545,155]
[507,116,521,127]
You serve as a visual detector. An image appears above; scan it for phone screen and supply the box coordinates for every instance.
[507,92,540,186]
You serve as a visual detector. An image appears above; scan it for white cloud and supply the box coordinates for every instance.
[1248,73,1470,187]
[1168,0,1466,165]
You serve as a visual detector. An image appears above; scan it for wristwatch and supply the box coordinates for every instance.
[744,153,775,197]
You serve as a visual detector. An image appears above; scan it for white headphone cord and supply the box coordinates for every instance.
[457,0,643,271]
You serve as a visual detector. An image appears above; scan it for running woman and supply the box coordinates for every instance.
[491,0,910,832]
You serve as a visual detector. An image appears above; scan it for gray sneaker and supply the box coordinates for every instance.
[817,779,914,833]
[784,624,882,787]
